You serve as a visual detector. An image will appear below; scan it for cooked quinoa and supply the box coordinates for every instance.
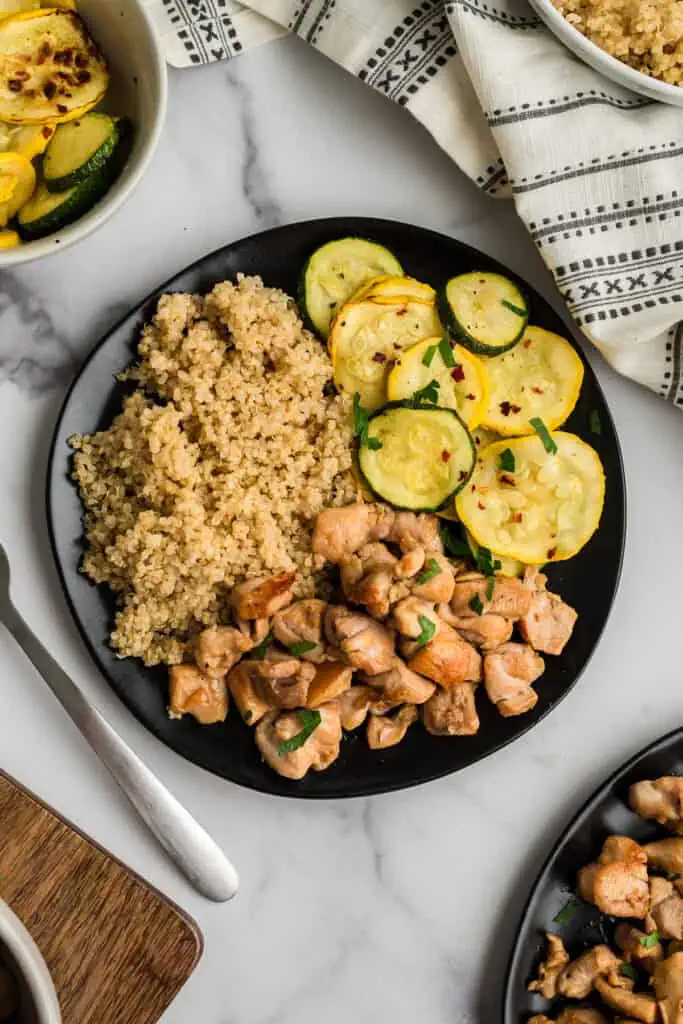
[70,276,357,666]
[553,0,683,84]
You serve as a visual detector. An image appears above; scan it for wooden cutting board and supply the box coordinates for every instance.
[0,771,203,1024]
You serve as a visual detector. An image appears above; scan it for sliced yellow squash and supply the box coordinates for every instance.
[455,432,605,564]
[0,1,40,15]
[465,530,525,578]
[330,298,442,411]
[0,150,34,226]
[471,425,500,452]
[0,226,19,246]
[352,274,436,306]
[0,121,54,158]
[482,326,584,436]
[386,335,489,429]
[0,9,108,124]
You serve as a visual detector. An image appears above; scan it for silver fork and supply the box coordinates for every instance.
[0,541,239,903]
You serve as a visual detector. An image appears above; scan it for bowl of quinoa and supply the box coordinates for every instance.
[530,0,683,105]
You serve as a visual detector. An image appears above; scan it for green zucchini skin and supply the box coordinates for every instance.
[438,273,529,357]
[44,113,119,192]
[357,400,476,513]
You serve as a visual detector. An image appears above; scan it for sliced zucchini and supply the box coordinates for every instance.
[0,10,108,124]
[386,335,489,429]
[299,237,403,339]
[351,274,435,306]
[0,150,34,226]
[439,272,528,356]
[465,530,526,579]
[17,160,109,238]
[0,226,19,246]
[330,298,442,411]
[481,325,584,436]
[456,432,605,564]
[358,403,475,511]
[44,112,117,190]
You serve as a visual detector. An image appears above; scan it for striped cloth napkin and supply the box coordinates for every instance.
[143,0,683,407]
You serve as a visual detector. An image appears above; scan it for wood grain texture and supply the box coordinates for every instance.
[0,772,203,1024]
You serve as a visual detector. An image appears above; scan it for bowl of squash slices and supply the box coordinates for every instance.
[0,0,167,265]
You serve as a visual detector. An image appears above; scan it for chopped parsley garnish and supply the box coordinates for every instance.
[589,409,602,435]
[499,448,516,473]
[353,393,382,449]
[422,344,438,367]
[553,901,579,926]
[412,379,440,405]
[620,964,638,980]
[290,640,317,656]
[250,630,272,659]
[486,577,495,601]
[669,872,681,881]
[640,931,660,949]
[474,545,501,577]
[276,709,322,756]
[440,522,469,558]
[469,594,484,615]
[501,299,527,317]
[529,417,558,455]
[438,336,456,368]
[416,558,441,585]
[415,615,436,648]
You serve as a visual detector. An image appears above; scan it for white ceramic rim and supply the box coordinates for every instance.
[529,0,683,106]
[0,0,168,268]
[0,901,61,1023]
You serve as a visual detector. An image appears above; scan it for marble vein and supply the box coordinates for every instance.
[0,270,77,395]
[224,64,282,228]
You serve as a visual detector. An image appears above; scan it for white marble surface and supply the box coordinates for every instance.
[2,35,683,1024]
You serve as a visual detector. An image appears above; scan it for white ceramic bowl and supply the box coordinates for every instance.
[0,901,61,1024]
[0,0,168,267]
[529,0,683,107]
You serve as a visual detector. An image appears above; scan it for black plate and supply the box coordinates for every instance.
[47,217,626,799]
[504,728,683,1021]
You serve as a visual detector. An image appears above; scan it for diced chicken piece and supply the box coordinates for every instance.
[168,664,228,725]
[227,661,271,725]
[578,836,649,919]
[439,605,514,650]
[451,572,532,619]
[630,778,683,835]
[325,605,395,675]
[390,596,440,640]
[615,923,664,970]
[557,944,623,999]
[394,548,425,579]
[341,542,397,588]
[247,657,316,709]
[340,542,398,618]
[272,599,328,661]
[408,623,481,688]
[232,572,296,620]
[388,511,443,553]
[594,976,657,1023]
[361,656,435,704]
[519,588,577,655]
[306,662,354,707]
[653,951,683,1024]
[367,705,418,750]
[338,685,397,731]
[195,625,252,677]
[528,1017,552,1024]
[422,684,480,736]
[235,616,270,646]
[644,838,683,876]
[556,1012,608,1024]
[312,504,394,564]
[410,552,456,604]
[483,643,544,717]
[255,702,342,780]
[528,933,570,999]
[646,877,683,939]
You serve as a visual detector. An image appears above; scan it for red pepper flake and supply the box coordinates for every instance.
[396,308,408,317]
[532,386,544,395]
[477,501,486,510]
[7,80,22,93]
[441,450,452,463]
[459,469,468,482]
[547,547,557,559]
[523,339,532,348]
[451,365,465,383]
[513,512,523,523]
[499,401,521,416]
[500,474,516,486]
[466,393,475,401]
[42,125,52,138]
[372,352,386,363]
[57,104,68,114]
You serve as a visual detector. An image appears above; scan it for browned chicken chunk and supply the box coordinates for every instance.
[483,643,544,717]
[438,606,514,650]
[247,657,316,709]
[255,702,342,780]
[451,572,532,619]
[232,572,296,620]
[408,623,481,688]
[367,705,418,750]
[615,922,664,970]
[528,933,570,999]
[422,684,480,736]
[630,778,683,835]
[646,877,683,940]
[410,552,456,604]
[272,598,327,661]
[195,625,252,677]
[168,664,228,725]
[653,950,683,1024]
[362,656,435,704]
[557,944,623,999]
[557,1012,609,1024]
[594,976,657,1023]
[519,589,577,655]
[312,504,395,564]
[325,605,395,675]
[340,542,398,618]
[338,685,397,731]
[390,596,440,640]
[644,838,683,876]
[227,661,271,725]
[578,836,649,919]
[306,662,354,707]
[388,510,443,553]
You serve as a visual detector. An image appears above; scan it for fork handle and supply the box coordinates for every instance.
[2,603,239,903]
